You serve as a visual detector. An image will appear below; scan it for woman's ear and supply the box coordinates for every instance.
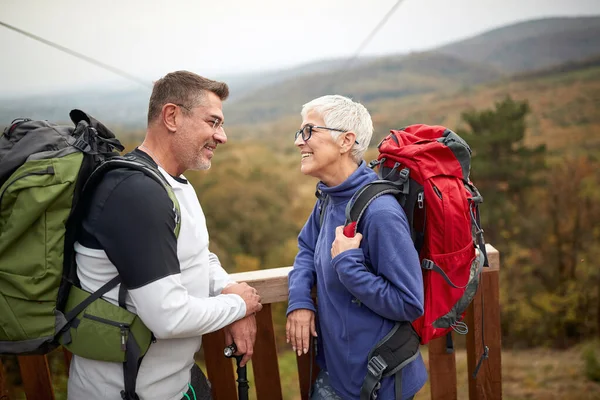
[341,131,357,153]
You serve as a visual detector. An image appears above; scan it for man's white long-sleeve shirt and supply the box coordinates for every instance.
[68,150,245,400]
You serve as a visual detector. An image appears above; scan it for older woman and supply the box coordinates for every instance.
[286,95,427,400]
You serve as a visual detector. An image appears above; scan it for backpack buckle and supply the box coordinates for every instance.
[367,355,388,378]
[397,167,410,184]
[72,136,91,152]
[422,259,435,270]
[368,159,381,169]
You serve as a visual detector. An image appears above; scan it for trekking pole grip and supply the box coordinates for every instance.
[224,343,250,400]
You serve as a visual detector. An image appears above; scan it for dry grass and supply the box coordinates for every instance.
[271,345,600,400]
[499,347,600,400]
[411,346,600,400]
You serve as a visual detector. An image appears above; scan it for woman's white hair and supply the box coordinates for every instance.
[301,95,373,164]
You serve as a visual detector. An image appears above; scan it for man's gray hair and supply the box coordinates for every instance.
[301,95,373,163]
[148,70,229,125]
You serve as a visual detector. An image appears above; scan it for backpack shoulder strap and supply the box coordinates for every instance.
[84,155,182,238]
[343,175,410,238]
[79,156,182,318]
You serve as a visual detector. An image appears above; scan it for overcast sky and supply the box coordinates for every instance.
[1,0,599,95]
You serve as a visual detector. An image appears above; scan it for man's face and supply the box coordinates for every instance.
[175,91,227,172]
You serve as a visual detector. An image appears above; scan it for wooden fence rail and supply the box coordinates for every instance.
[0,245,501,400]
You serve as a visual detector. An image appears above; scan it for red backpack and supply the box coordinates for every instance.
[343,124,489,345]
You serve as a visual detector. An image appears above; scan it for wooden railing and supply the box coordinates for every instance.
[0,245,501,400]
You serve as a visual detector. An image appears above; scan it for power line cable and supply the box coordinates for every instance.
[344,0,406,70]
[0,20,151,88]
[321,0,406,94]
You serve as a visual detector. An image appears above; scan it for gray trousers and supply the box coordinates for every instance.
[181,364,212,400]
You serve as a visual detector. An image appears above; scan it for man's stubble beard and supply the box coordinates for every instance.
[173,133,212,172]
[191,159,211,171]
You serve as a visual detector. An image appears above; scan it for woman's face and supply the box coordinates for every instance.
[294,110,343,181]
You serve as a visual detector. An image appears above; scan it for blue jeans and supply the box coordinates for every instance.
[310,370,342,400]
[310,370,415,400]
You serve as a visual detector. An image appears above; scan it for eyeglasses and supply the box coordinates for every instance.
[295,124,359,144]
[207,117,224,131]
[176,103,224,131]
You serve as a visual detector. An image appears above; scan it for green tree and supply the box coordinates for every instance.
[187,143,302,268]
[457,96,546,247]
[500,156,600,347]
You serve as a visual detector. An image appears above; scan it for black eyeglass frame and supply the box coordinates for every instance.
[295,125,359,144]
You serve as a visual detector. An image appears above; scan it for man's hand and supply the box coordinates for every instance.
[222,282,262,316]
[286,309,317,357]
[224,315,257,367]
[331,226,363,258]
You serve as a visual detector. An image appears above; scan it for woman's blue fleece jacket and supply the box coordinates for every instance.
[287,161,428,399]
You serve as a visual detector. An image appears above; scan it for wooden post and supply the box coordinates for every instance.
[465,245,502,400]
[0,358,10,400]
[252,304,283,399]
[428,333,457,400]
[203,329,238,400]
[201,268,292,400]
[17,355,55,400]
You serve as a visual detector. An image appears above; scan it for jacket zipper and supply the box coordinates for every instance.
[0,166,55,207]
[83,313,130,351]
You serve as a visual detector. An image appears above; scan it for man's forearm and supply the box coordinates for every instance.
[130,274,246,339]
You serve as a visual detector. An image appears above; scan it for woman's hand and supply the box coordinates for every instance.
[331,226,363,258]
[286,309,317,356]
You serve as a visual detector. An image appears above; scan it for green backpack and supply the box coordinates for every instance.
[0,110,181,399]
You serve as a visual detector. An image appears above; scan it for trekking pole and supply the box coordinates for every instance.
[224,343,249,400]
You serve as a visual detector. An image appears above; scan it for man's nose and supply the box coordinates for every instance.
[215,128,227,144]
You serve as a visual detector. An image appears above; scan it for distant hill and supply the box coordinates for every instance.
[437,16,600,72]
[511,53,600,81]
[223,16,600,126]
[222,53,600,156]
[224,51,503,125]
[363,62,600,154]
[0,59,368,131]
[1,15,599,131]
[220,57,371,101]
[0,87,152,131]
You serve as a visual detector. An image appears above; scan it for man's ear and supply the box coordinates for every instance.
[162,104,178,133]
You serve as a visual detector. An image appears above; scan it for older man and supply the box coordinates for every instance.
[68,71,262,400]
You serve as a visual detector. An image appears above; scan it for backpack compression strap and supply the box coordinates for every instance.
[465,181,489,267]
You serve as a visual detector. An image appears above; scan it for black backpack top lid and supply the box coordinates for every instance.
[69,109,118,140]
[0,110,123,188]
